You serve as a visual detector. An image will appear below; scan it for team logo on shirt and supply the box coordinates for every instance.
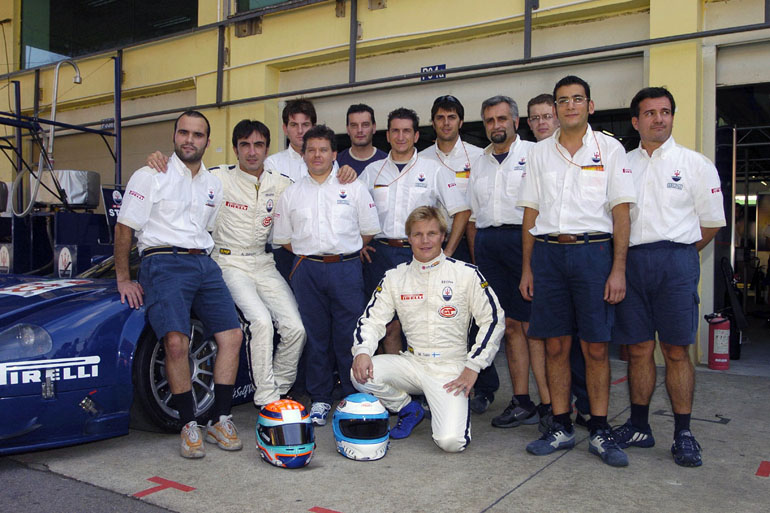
[672,170,682,182]
[208,188,215,200]
[438,306,457,318]
[592,152,601,163]
[418,173,426,182]
[226,201,248,211]
[518,157,526,166]
[266,199,274,212]
[128,190,144,201]
[464,163,471,172]
[712,187,721,194]
[339,190,347,199]
[401,294,424,301]
[442,286,453,301]
[262,216,272,227]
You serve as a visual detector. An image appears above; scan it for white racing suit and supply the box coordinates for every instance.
[209,165,306,406]
[352,252,503,452]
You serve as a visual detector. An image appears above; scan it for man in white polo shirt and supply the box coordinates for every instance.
[273,125,380,426]
[611,87,725,467]
[518,76,636,467]
[360,107,470,354]
[116,110,243,459]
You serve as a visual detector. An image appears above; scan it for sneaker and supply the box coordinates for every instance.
[589,429,629,467]
[310,402,332,426]
[205,415,243,451]
[671,430,702,467]
[526,421,575,455]
[611,419,655,449]
[574,411,591,429]
[537,404,554,434]
[492,398,539,428]
[469,393,493,414]
[390,400,425,439]
[180,420,205,459]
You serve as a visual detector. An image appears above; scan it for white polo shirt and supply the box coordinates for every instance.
[467,136,534,228]
[359,149,469,240]
[627,136,725,246]
[273,164,381,255]
[117,153,221,253]
[517,125,636,236]
[265,145,307,183]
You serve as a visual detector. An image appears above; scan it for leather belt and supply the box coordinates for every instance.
[377,238,410,248]
[142,246,207,257]
[485,224,522,230]
[535,233,611,244]
[304,252,359,263]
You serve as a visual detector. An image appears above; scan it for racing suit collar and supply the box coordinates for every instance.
[413,251,445,273]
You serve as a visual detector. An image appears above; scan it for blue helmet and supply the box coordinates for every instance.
[256,399,315,468]
[332,393,389,461]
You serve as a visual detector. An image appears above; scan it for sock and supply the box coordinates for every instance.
[674,413,691,435]
[630,403,650,429]
[588,415,608,435]
[515,394,534,409]
[172,391,195,425]
[554,412,573,431]
[213,384,235,419]
[537,403,552,416]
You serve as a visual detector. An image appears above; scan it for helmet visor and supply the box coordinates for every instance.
[339,418,389,440]
[259,422,314,446]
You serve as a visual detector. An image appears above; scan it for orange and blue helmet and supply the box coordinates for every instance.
[256,399,315,469]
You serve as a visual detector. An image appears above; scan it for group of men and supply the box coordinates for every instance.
[115,73,725,470]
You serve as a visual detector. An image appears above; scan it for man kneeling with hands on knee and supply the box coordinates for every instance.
[351,206,504,452]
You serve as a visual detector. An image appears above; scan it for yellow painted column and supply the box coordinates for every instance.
[648,0,708,362]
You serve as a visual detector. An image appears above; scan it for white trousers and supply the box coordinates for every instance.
[217,255,306,405]
[353,353,470,453]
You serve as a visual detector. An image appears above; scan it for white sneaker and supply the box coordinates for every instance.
[205,414,243,451]
[309,402,332,426]
[180,420,205,459]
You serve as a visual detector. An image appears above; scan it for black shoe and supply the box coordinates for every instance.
[491,398,539,428]
[469,394,493,414]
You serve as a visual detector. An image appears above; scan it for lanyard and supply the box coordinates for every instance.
[434,140,471,173]
[373,154,419,187]
[555,130,603,169]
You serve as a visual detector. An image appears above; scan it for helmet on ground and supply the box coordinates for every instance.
[332,393,389,461]
[256,399,315,468]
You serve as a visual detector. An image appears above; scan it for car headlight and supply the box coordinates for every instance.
[0,324,53,361]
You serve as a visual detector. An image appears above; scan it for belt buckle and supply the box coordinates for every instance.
[322,255,341,263]
[557,234,578,244]
[188,248,204,255]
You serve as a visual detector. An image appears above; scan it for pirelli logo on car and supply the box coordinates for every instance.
[0,356,100,386]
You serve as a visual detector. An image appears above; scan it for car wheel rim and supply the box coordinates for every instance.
[149,320,218,420]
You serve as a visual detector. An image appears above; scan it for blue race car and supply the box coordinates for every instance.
[0,250,254,455]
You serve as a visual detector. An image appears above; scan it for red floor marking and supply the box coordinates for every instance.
[756,461,770,477]
[611,376,628,385]
[133,476,196,498]
[309,507,343,513]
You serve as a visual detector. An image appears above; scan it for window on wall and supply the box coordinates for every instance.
[21,0,198,69]
[235,0,328,14]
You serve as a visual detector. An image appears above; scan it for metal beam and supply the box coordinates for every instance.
[216,25,226,105]
[114,50,123,184]
[348,0,358,83]
[524,0,539,59]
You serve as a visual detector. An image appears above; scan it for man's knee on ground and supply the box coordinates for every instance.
[433,435,467,453]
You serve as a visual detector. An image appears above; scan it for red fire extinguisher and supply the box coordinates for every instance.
[705,313,730,370]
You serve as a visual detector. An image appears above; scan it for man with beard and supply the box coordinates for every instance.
[116,111,243,459]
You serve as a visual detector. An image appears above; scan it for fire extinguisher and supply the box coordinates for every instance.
[705,313,730,370]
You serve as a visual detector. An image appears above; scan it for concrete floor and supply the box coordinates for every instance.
[5,356,770,513]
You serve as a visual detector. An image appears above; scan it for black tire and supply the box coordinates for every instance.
[130,320,218,432]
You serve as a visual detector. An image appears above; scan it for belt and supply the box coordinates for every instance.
[142,246,208,257]
[407,346,441,358]
[377,238,410,248]
[535,233,611,244]
[304,252,359,263]
[483,224,522,230]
